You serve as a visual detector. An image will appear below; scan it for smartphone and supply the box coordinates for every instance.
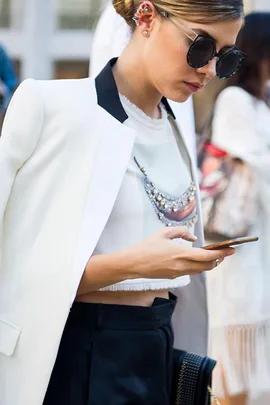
[203,236,259,250]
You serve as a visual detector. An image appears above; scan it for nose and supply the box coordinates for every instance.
[196,57,217,81]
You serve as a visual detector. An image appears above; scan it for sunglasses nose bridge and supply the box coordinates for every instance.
[206,52,219,65]
[196,57,217,80]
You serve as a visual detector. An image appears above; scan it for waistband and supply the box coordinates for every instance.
[67,294,177,331]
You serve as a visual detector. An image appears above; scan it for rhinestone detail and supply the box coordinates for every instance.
[134,157,198,228]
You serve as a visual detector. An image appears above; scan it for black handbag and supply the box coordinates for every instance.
[171,350,219,405]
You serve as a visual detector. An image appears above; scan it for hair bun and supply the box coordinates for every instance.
[112,0,135,25]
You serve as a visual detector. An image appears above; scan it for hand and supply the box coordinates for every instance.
[123,226,235,280]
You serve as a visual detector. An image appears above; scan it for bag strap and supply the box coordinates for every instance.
[167,114,193,174]
[197,111,215,168]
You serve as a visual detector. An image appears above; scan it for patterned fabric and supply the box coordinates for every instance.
[205,86,270,400]
[198,140,258,240]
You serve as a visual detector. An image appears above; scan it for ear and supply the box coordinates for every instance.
[133,1,159,32]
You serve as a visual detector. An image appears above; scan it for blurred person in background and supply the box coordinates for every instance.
[201,12,270,405]
[0,44,17,124]
[90,2,197,156]
[0,1,244,404]
[266,80,270,106]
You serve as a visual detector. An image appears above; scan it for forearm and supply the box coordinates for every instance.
[77,250,138,296]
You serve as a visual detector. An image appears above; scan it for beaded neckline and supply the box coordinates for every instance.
[119,93,168,128]
[134,157,198,228]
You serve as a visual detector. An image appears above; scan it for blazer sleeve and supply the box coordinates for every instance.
[0,79,44,248]
[212,86,270,178]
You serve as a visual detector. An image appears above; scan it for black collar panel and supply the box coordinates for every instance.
[95,58,176,123]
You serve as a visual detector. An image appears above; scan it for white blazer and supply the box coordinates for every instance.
[0,59,208,405]
[90,3,197,155]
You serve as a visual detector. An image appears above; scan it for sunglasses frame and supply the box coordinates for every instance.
[215,47,246,79]
[158,9,246,79]
[187,35,246,79]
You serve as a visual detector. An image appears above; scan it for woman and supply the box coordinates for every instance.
[90,1,197,156]
[0,1,243,405]
[206,12,270,405]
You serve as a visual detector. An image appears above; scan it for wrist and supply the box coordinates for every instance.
[79,248,140,295]
[109,247,141,281]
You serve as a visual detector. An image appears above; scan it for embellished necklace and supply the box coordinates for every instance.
[134,157,198,228]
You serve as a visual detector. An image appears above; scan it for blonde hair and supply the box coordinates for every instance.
[112,0,244,27]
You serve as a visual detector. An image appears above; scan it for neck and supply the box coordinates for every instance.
[113,46,163,119]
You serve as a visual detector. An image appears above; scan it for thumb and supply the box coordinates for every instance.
[164,226,197,242]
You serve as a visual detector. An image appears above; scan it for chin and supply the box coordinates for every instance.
[164,91,191,103]
[160,83,193,103]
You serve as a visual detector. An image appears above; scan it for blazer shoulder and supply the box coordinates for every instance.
[28,77,97,115]
[4,78,43,123]
[35,77,95,97]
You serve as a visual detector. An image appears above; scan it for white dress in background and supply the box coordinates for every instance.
[208,86,270,401]
[89,3,197,157]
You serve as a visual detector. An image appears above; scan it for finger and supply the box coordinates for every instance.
[210,248,235,259]
[182,247,235,262]
[164,226,197,242]
[172,259,224,276]
[204,257,225,271]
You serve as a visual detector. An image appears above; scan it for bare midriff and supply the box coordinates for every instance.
[76,290,170,307]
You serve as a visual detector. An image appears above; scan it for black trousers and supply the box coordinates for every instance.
[43,295,176,405]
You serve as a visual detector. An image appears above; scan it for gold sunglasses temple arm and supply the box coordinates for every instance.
[160,11,199,42]
[168,16,198,41]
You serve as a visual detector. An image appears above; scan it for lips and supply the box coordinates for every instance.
[184,81,204,93]
[189,82,203,89]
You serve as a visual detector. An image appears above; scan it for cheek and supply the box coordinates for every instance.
[144,35,190,84]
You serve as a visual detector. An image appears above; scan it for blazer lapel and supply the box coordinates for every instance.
[74,104,136,279]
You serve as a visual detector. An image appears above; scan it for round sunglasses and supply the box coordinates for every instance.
[187,35,246,79]
[159,10,246,80]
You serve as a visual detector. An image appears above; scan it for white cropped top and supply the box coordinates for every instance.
[93,94,197,291]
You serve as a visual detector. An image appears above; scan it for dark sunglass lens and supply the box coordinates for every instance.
[187,37,216,68]
[217,50,242,79]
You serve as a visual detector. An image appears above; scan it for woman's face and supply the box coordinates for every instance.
[140,13,244,102]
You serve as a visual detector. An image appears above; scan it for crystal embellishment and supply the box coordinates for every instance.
[134,157,198,228]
